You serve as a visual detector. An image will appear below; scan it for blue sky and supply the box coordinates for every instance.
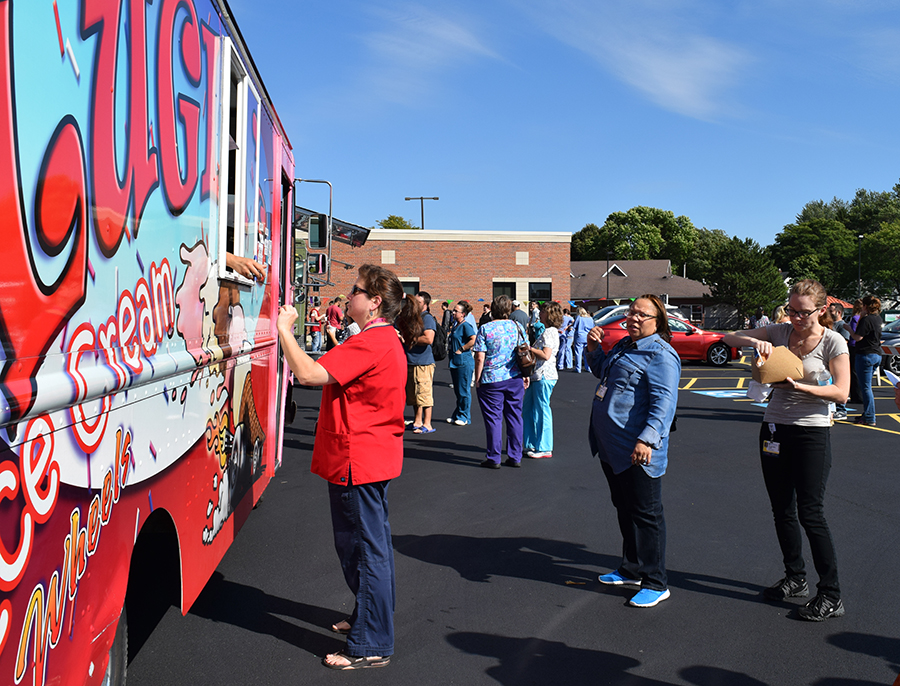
[229,0,900,247]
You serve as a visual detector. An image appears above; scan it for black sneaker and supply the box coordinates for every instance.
[798,594,844,622]
[763,576,809,601]
[480,459,501,469]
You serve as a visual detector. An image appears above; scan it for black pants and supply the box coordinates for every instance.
[758,423,840,599]
[601,461,667,591]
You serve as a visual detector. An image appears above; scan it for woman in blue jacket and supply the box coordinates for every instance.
[586,294,680,608]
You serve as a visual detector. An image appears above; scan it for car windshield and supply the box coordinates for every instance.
[592,305,619,321]
[595,313,627,326]
[883,318,900,333]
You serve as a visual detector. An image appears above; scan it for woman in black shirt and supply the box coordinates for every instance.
[850,295,883,426]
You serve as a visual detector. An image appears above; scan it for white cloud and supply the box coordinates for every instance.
[358,4,501,106]
[516,0,753,121]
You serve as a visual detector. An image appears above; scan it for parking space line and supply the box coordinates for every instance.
[683,366,900,435]
[834,418,900,436]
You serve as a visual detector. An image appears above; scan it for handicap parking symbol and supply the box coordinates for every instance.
[692,390,748,399]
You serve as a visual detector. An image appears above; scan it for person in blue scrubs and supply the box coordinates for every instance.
[447,300,477,425]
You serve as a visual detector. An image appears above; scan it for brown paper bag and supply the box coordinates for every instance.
[751,346,804,384]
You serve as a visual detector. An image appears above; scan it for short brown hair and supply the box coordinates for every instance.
[491,295,513,320]
[543,301,564,328]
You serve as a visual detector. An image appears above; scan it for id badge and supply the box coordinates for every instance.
[762,440,780,455]
[596,384,607,400]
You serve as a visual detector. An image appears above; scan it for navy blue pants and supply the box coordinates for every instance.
[601,460,667,591]
[328,479,395,657]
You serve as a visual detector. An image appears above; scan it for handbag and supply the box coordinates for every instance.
[514,323,536,377]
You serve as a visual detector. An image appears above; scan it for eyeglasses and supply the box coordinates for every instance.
[785,307,818,319]
[349,284,369,298]
[625,309,656,322]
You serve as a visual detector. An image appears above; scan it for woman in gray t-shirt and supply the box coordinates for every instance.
[723,279,849,622]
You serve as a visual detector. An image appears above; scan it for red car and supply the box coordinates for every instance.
[592,314,739,367]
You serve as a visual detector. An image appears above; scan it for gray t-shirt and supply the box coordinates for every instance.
[763,323,848,427]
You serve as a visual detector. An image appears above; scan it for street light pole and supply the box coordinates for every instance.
[606,251,610,303]
[858,234,863,298]
[404,196,439,230]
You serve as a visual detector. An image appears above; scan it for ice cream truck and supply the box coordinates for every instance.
[0,0,300,683]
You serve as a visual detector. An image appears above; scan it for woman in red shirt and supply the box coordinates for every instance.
[277,265,422,670]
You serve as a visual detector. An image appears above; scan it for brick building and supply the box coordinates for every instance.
[314,228,572,309]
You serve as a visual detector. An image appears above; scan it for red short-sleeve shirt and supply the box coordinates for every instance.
[312,324,407,485]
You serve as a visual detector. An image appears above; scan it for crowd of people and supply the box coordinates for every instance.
[278,270,895,670]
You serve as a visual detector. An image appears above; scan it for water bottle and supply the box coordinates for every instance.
[814,369,836,421]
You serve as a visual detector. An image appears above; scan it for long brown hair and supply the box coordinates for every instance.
[863,294,881,314]
[357,264,422,345]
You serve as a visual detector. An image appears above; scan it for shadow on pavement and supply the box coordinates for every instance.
[827,632,900,676]
[395,533,767,604]
[394,533,610,585]
[680,665,769,685]
[446,632,672,685]
[189,572,343,657]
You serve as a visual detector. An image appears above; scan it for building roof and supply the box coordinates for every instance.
[366,229,571,243]
[570,259,710,301]
[826,295,853,308]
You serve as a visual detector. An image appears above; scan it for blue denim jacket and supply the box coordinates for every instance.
[587,334,680,477]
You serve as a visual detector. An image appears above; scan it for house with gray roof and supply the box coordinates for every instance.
[570,259,710,323]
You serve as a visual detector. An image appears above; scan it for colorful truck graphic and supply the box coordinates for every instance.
[0,1,296,684]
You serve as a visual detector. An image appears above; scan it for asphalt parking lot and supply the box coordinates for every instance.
[128,356,900,686]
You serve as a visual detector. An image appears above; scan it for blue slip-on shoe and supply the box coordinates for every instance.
[628,588,670,608]
[598,571,641,587]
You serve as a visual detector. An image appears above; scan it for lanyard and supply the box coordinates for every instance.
[362,317,388,331]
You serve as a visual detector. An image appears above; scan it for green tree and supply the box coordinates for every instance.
[570,206,697,272]
[795,198,849,224]
[707,237,787,318]
[767,218,855,294]
[862,221,900,298]
[683,228,731,284]
[376,214,418,230]
[845,187,900,236]
[570,223,603,261]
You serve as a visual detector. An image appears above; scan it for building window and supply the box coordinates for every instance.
[493,282,516,299]
[218,39,261,283]
[401,281,419,296]
[528,282,552,302]
[516,251,529,265]
[382,250,396,264]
